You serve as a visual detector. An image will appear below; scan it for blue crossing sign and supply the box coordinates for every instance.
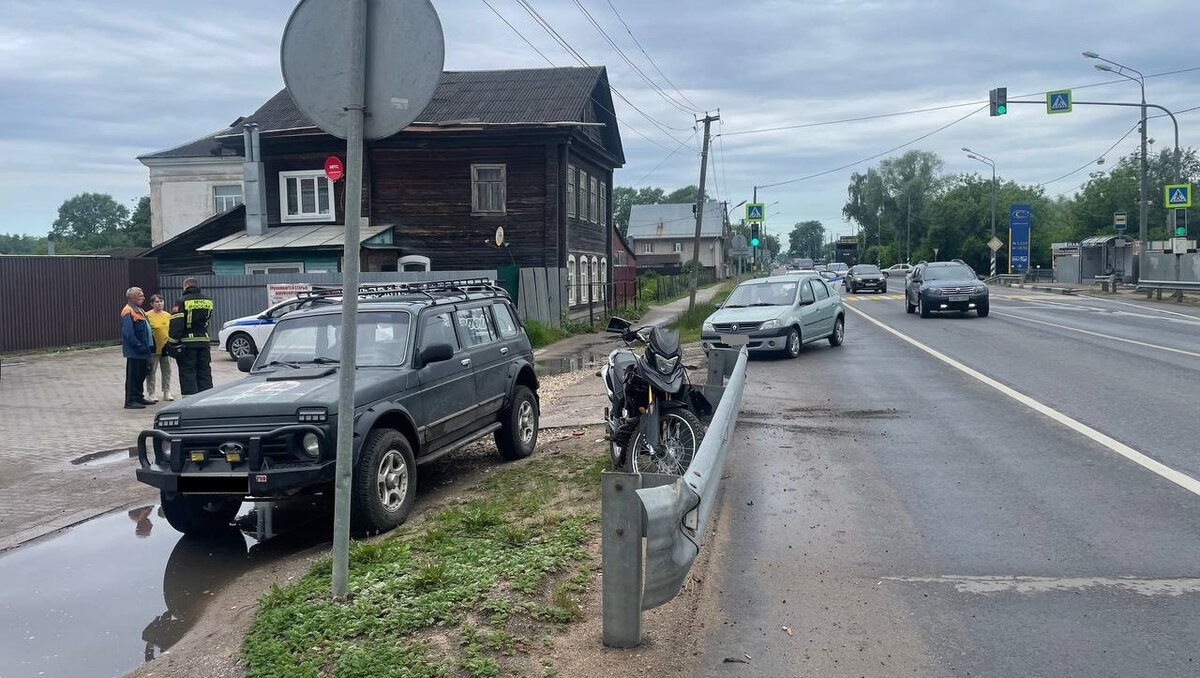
[746,203,765,222]
[1164,183,1192,208]
[1046,89,1072,114]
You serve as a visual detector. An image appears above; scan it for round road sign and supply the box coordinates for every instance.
[324,156,344,181]
[281,0,445,141]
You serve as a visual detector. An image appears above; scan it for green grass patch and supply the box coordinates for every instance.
[669,280,737,343]
[241,452,605,678]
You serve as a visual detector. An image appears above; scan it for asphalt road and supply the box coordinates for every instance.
[697,286,1200,677]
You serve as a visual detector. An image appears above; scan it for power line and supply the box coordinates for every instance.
[629,129,697,185]
[479,0,680,152]
[572,0,699,115]
[604,0,705,112]
[756,104,988,190]
[1038,121,1140,186]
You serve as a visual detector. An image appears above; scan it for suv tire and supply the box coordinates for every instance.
[905,294,916,314]
[160,492,241,536]
[977,302,990,317]
[828,316,844,346]
[496,385,538,460]
[918,295,932,318]
[352,428,416,534]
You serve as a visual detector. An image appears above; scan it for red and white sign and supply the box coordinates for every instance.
[266,283,312,306]
[324,156,344,181]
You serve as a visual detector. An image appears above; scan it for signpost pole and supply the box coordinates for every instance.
[331,0,367,600]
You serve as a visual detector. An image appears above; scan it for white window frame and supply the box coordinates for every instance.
[642,242,653,254]
[580,257,590,305]
[567,255,576,305]
[213,184,243,214]
[471,163,507,215]
[578,170,589,222]
[673,242,683,253]
[591,256,600,302]
[245,262,305,275]
[600,257,607,301]
[567,165,576,218]
[589,176,599,224]
[600,180,607,226]
[279,170,335,223]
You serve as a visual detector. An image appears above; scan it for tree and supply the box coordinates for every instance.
[788,220,825,259]
[126,196,151,247]
[612,186,666,234]
[664,185,709,205]
[0,233,48,254]
[49,193,130,251]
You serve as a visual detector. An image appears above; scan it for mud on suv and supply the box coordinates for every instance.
[136,279,539,536]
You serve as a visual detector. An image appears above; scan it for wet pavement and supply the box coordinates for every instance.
[0,499,331,678]
[535,351,607,377]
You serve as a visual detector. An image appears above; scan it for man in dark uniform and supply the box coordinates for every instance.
[167,277,214,396]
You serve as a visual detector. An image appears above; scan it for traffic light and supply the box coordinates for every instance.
[1176,208,1188,237]
[750,223,761,247]
[989,87,1007,116]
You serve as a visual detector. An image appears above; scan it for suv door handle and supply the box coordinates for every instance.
[500,347,509,354]
[460,358,472,367]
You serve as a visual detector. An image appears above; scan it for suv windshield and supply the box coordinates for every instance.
[924,265,977,281]
[853,265,881,274]
[723,281,798,307]
[257,311,412,368]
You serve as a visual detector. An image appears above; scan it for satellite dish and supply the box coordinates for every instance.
[495,226,505,247]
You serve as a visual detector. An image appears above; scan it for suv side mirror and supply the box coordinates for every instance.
[237,355,256,373]
[419,342,455,367]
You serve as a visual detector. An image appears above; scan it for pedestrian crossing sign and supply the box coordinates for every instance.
[746,203,765,222]
[1165,183,1192,208]
[1046,89,1072,114]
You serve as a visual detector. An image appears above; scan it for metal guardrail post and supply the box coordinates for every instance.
[601,471,643,648]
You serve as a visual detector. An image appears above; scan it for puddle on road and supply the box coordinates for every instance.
[0,498,332,678]
[536,352,607,377]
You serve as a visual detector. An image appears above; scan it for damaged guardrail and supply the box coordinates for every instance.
[601,345,749,648]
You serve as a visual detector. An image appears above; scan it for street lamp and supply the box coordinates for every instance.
[1084,51,1150,281]
[963,147,998,277]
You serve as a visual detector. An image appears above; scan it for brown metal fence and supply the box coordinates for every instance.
[0,256,159,353]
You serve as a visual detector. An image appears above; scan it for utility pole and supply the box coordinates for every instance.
[906,197,911,264]
[688,112,719,311]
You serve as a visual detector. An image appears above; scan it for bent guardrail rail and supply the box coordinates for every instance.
[601,345,749,648]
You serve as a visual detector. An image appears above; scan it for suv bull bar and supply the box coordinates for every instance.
[136,424,328,473]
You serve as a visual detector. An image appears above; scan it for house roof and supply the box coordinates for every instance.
[627,202,727,239]
[137,130,240,161]
[140,67,624,163]
[197,224,391,252]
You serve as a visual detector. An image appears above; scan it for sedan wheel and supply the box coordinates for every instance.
[227,333,256,360]
[785,327,802,358]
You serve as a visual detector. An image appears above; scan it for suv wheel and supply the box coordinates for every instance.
[227,332,257,360]
[828,316,844,346]
[496,385,538,460]
[918,295,932,318]
[977,301,990,317]
[785,327,802,359]
[905,293,916,314]
[160,492,241,536]
[352,428,416,534]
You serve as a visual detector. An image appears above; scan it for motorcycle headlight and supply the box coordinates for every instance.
[759,318,780,330]
[302,432,321,458]
[655,354,679,375]
[702,321,715,332]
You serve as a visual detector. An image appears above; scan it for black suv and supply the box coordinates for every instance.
[844,264,887,293]
[136,279,540,536]
[905,261,989,317]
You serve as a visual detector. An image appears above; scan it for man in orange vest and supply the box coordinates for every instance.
[120,287,154,409]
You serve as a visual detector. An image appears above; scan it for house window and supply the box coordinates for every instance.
[567,255,576,306]
[245,262,305,275]
[600,181,607,226]
[674,242,683,253]
[615,251,625,266]
[642,242,653,254]
[589,176,599,223]
[471,164,506,214]
[279,171,334,223]
[214,185,243,213]
[600,257,607,301]
[567,165,576,218]
[578,170,589,221]
[580,257,590,305]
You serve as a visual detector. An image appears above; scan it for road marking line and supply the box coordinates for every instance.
[1079,295,1200,320]
[992,311,1200,359]
[846,305,1200,497]
[883,575,1200,597]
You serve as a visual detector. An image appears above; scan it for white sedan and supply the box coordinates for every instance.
[217,298,306,360]
[882,263,914,277]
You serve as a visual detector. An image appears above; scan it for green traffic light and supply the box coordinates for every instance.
[750,238,760,247]
[997,105,1006,115]
[1177,226,1187,237]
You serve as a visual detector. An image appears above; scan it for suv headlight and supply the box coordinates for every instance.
[976,285,987,293]
[156,413,180,428]
[297,407,328,423]
[929,288,944,295]
[759,318,781,330]
[301,433,321,458]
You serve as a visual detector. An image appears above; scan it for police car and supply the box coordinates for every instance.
[217,298,306,360]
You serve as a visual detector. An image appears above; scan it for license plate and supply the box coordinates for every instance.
[949,295,969,302]
[720,334,750,346]
[178,474,249,494]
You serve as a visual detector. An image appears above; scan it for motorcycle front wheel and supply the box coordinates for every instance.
[622,409,706,475]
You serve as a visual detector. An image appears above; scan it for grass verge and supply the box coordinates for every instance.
[241,448,608,678]
[668,280,738,344]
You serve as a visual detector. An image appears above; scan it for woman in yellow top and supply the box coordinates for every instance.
[145,294,175,401]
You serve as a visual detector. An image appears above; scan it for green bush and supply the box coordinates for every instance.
[523,320,569,348]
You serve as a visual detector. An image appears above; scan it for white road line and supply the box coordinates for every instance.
[883,575,1200,597]
[846,305,1200,497]
[991,311,1200,359]
[1079,295,1200,320]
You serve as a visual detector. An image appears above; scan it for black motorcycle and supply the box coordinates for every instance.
[601,317,710,475]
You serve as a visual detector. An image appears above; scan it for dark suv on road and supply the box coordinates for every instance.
[136,280,540,536]
[905,261,989,317]
[844,264,887,293]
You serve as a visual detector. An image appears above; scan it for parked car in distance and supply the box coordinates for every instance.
[218,297,310,360]
[844,264,887,293]
[883,263,914,277]
[701,275,845,358]
[905,261,989,317]
[793,258,816,270]
[137,279,540,537]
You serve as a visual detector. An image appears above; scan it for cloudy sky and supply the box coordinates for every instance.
[2,0,1198,243]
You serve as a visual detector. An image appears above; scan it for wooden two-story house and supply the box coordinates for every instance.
[140,66,624,303]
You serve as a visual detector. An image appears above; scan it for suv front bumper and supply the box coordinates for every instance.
[135,424,334,497]
[923,292,989,312]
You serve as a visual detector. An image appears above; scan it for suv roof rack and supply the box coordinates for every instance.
[297,278,508,304]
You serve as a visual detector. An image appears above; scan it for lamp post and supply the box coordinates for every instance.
[1083,51,1150,281]
[963,147,997,277]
